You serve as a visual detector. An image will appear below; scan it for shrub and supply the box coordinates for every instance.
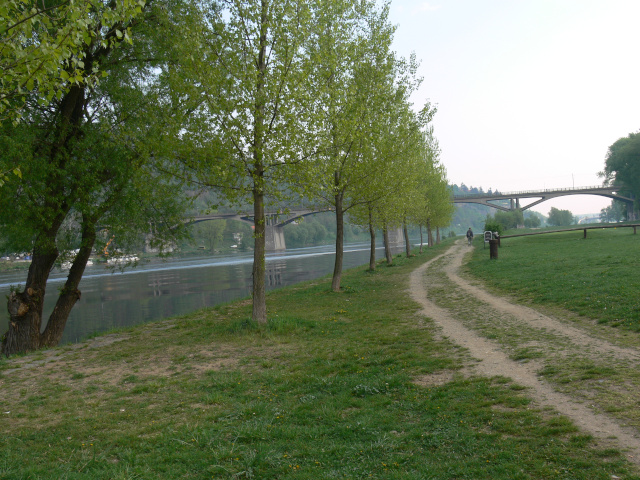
[483,221,503,236]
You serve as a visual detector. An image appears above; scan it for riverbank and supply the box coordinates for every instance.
[0,239,637,478]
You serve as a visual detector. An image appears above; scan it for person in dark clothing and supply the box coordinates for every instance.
[466,227,474,245]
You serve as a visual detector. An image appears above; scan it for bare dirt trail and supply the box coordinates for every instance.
[410,240,640,466]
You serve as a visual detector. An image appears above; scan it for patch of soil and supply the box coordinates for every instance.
[412,371,456,387]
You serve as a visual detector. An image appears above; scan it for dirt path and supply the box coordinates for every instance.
[410,240,640,465]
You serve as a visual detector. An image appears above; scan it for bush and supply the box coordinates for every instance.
[483,221,503,236]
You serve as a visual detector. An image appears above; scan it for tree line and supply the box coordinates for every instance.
[0,0,452,355]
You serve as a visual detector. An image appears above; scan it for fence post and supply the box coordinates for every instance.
[489,239,499,260]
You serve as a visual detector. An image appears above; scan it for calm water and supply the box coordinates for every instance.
[0,242,402,344]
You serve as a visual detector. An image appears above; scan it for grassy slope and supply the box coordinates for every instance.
[0,239,637,479]
[467,227,640,330]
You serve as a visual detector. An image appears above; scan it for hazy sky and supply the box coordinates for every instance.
[387,0,640,215]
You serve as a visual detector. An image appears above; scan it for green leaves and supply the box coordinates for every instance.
[0,0,146,121]
[0,167,19,187]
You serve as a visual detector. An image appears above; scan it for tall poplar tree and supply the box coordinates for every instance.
[175,0,319,323]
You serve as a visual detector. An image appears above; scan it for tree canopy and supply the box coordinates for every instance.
[600,200,626,223]
[547,207,575,227]
[600,130,640,215]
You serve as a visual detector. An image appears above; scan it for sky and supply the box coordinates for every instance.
[387,0,640,215]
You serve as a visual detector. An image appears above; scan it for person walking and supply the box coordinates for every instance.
[466,227,474,246]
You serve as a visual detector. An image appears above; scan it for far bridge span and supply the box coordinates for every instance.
[453,186,636,220]
[188,208,406,252]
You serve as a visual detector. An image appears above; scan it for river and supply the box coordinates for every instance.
[0,242,403,344]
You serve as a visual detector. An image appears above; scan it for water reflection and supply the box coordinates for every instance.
[267,261,285,287]
[0,242,402,344]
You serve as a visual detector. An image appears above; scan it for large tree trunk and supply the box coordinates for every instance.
[331,182,344,292]
[41,222,96,347]
[419,224,423,253]
[403,219,411,257]
[436,227,441,244]
[368,206,376,271]
[427,219,434,247]
[383,223,393,265]
[2,224,62,356]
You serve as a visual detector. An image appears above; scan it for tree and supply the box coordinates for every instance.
[547,207,575,227]
[600,131,640,218]
[0,0,145,121]
[523,214,541,228]
[0,0,193,356]
[192,220,227,252]
[171,0,320,323]
[600,200,626,223]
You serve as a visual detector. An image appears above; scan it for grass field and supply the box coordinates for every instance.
[467,226,640,330]
[0,239,638,479]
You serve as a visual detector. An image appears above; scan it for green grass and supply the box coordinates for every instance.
[467,227,640,330]
[0,240,637,479]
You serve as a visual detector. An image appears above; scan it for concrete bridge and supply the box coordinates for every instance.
[453,185,636,220]
[189,208,406,252]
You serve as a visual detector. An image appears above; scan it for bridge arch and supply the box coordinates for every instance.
[189,208,334,228]
[188,209,335,251]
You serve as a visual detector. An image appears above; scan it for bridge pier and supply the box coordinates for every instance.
[385,227,405,247]
[265,225,286,251]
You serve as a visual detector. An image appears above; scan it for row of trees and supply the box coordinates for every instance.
[0,0,452,355]
[452,184,502,196]
[484,207,580,233]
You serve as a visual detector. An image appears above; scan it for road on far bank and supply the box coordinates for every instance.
[410,239,640,466]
